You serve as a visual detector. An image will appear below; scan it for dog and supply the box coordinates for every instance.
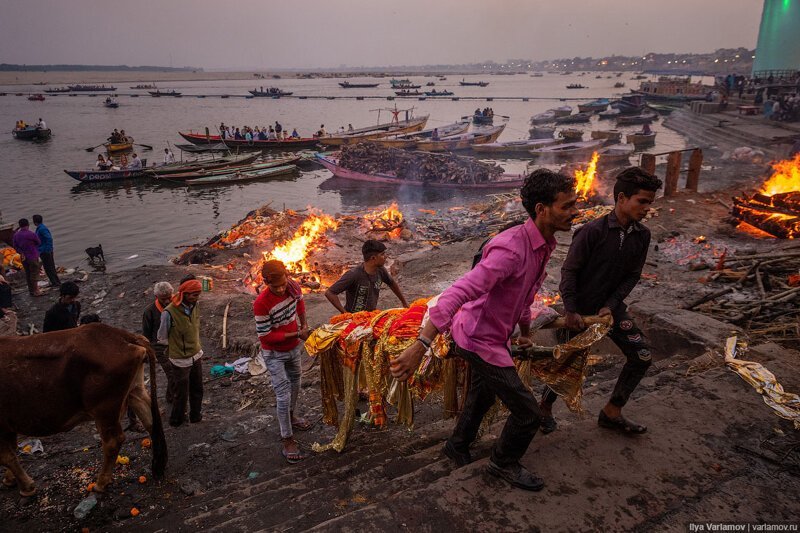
[85,244,105,263]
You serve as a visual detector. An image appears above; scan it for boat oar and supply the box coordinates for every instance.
[85,142,106,152]
[134,143,153,151]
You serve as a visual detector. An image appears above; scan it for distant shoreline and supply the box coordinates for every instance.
[0,70,294,87]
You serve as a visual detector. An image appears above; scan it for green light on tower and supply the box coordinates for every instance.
[753,0,800,73]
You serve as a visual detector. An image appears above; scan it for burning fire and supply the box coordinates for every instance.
[574,152,599,199]
[249,211,340,287]
[761,153,800,196]
[364,202,404,230]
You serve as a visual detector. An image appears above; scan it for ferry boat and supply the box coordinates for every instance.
[632,76,711,102]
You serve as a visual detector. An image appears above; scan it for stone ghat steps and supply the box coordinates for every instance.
[665,110,783,159]
[166,345,776,532]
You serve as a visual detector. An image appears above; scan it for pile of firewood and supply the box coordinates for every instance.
[339,143,504,184]
[732,192,800,239]
[683,247,800,344]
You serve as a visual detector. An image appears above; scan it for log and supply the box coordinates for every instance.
[732,205,800,239]
[541,314,612,329]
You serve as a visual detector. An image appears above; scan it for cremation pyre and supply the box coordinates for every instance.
[732,154,800,239]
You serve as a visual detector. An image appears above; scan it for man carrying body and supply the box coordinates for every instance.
[43,281,81,332]
[143,281,175,404]
[32,214,61,288]
[254,261,311,463]
[325,240,408,314]
[539,167,662,435]
[391,169,579,491]
[12,219,43,297]
[157,279,204,427]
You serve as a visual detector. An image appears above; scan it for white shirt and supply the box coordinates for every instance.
[128,157,142,170]
[164,151,175,164]
[37,120,46,129]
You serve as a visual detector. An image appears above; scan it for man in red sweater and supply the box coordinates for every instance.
[253,260,312,463]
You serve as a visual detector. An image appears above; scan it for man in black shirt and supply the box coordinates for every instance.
[43,281,81,333]
[541,167,662,435]
[325,240,408,314]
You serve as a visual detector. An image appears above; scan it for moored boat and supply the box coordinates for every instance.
[156,157,298,181]
[558,128,583,142]
[471,137,561,154]
[184,164,297,186]
[530,111,556,124]
[626,132,657,147]
[414,124,505,152]
[577,98,610,113]
[597,144,635,165]
[555,112,592,124]
[178,132,321,150]
[529,139,603,159]
[318,115,429,147]
[551,106,573,117]
[12,126,51,141]
[616,112,658,126]
[611,94,647,114]
[149,90,182,97]
[590,129,622,143]
[367,120,470,149]
[146,153,261,175]
[598,108,621,120]
[339,81,379,88]
[529,125,556,139]
[459,79,489,87]
[315,154,524,189]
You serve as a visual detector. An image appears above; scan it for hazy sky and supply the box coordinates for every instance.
[0,0,764,69]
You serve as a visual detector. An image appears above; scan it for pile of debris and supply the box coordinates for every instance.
[338,143,505,184]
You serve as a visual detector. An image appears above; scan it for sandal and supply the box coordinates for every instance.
[291,418,314,431]
[598,410,647,434]
[281,448,308,464]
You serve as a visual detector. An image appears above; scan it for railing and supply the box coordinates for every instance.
[639,148,703,196]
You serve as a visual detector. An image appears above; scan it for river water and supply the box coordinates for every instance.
[0,73,690,268]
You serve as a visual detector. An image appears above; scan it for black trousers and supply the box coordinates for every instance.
[542,316,652,408]
[22,258,40,295]
[170,358,203,425]
[449,344,541,467]
[39,251,60,287]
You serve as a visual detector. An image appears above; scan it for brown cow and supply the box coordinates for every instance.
[0,323,167,496]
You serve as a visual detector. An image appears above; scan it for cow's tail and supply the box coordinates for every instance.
[144,341,168,478]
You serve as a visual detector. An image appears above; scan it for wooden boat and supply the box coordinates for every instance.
[598,108,621,120]
[551,106,572,117]
[558,128,583,142]
[395,90,423,96]
[530,111,556,124]
[472,113,494,125]
[426,82,436,87]
[616,113,658,126]
[614,82,626,88]
[185,165,297,186]
[438,76,447,81]
[424,90,454,97]
[472,138,561,154]
[64,167,149,182]
[633,76,710,102]
[12,126,51,141]
[104,98,119,108]
[626,132,657,147]
[459,79,489,87]
[415,124,505,152]
[318,115,429,147]
[529,140,603,159]
[104,141,133,153]
[27,94,45,101]
[178,131,321,150]
[529,125,556,139]
[315,154,524,189]
[156,157,298,180]
[68,85,116,92]
[566,84,586,89]
[339,82,379,88]
[368,121,470,148]
[393,83,421,89]
[597,144,634,165]
[611,94,647,114]
[590,129,622,142]
[149,90,182,97]
[249,88,292,97]
[130,84,157,90]
[44,87,71,93]
[555,112,592,124]
[577,98,610,113]
[146,153,261,176]
[389,78,412,87]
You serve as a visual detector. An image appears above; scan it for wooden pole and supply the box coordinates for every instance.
[664,151,682,196]
[685,148,703,191]
[640,153,656,175]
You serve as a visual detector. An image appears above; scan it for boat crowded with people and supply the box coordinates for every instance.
[249,87,293,97]
[178,131,320,150]
[67,84,116,92]
[318,115,429,147]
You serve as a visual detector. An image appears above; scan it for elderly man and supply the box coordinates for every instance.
[157,279,203,427]
[143,281,175,404]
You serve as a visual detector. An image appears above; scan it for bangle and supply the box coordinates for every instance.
[416,335,432,349]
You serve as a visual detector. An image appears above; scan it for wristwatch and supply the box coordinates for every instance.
[416,335,432,349]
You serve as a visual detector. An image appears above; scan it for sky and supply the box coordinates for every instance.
[0,0,764,69]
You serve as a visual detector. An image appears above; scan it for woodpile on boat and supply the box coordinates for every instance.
[338,143,504,185]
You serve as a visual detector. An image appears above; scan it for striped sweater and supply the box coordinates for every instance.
[254,288,305,352]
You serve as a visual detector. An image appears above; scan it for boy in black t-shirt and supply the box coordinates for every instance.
[325,240,409,314]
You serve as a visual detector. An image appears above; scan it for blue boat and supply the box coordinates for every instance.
[63,167,149,182]
[577,98,610,113]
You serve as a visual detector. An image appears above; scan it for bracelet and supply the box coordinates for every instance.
[416,335,432,349]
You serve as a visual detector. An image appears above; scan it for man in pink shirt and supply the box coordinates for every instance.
[391,169,578,491]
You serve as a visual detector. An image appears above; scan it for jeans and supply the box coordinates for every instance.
[22,258,40,295]
[449,344,541,467]
[542,315,652,408]
[170,358,203,425]
[263,345,303,439]
[39,251,60,287]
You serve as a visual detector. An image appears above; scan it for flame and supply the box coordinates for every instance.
[364,202,404,232]
[574,152,599,199]
[761,154,800,196]
[535,293,561,306]
[263,212,339,272]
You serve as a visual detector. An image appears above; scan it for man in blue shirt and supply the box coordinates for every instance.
[32,214,61,288]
